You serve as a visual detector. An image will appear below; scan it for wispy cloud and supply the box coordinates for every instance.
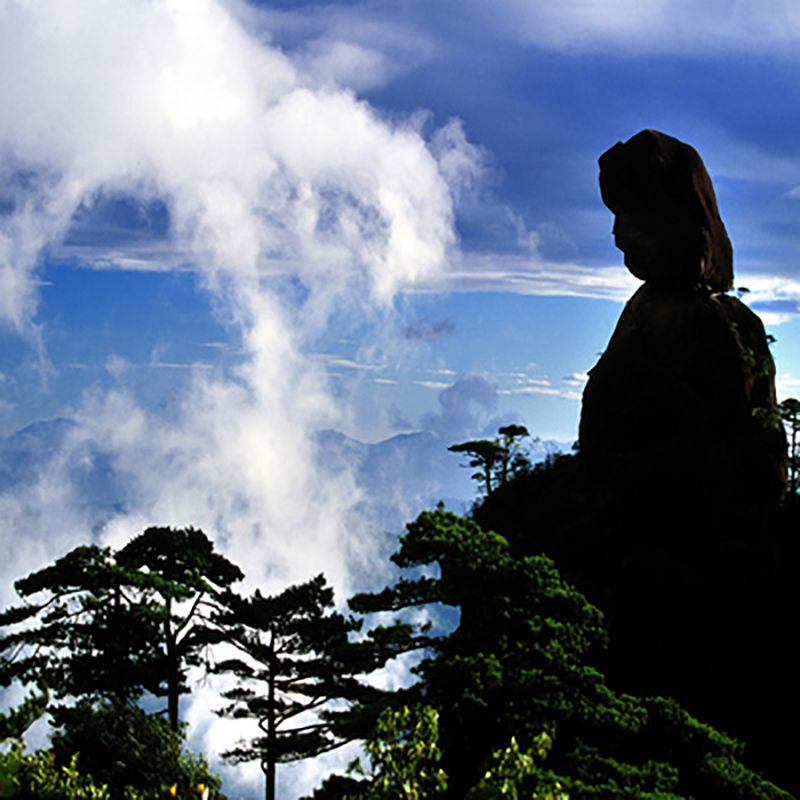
[320,356,384,372]
[736,274,800,325]
[0,0,485,334]
[777,374,800,400]
[564,372,590,387]
[250,1,800,72]
[414,380,452,390]
[498,372,583,402]
[418,252,640,301]
[417,367,458,377]
[232,1,437,94]
[147,362,213,370]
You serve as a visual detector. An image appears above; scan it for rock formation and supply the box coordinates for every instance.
[576,129,791,783]
[598,129,733,292]
[580,129,787,506]
[475,132,796,793]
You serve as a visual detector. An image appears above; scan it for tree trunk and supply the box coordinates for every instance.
[266,629,276,800]
[792,414,798,494]
[165,597,179,732]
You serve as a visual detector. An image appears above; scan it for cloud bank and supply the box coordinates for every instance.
[0,0,478,564]
[423,253,641,300]
[1,0,468,320]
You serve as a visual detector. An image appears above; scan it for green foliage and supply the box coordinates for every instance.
[0,527,243,731]
[727,320,781,432]
[0,687,48,742]
[303,705,446,800]
[751,405,783,432]
[548,740,682,799]
[780,397,800,492]
[314,711,568,800]
[350,705,447,799]
[496,424,536,483]
[464,735,558,800]
[349,508,619,792]
[116,527,244,605]
[346,507,790,799]
[0,736,218,800]
[0,544,162,705]
[635,698,792,800]
[49,701,224,800]
[0,745,110,800]
[1,503,790,800]
[115,527,245,731]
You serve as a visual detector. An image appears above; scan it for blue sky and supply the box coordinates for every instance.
[4,0,800,450]
[3,0,800,794]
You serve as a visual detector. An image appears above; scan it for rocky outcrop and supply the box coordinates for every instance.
[581,130,787,506]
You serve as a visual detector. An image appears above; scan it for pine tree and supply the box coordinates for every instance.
[214,574,366,800]
[779,397,800,493]
[0,527,243,731]
[448,425,534,497]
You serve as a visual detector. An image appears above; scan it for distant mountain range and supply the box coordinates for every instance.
[313,428,570,534]
[0,418,127,520]
[0,418,570,538]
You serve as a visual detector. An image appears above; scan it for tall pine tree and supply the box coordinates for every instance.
[0,526,243,731]
[214,574,367,800]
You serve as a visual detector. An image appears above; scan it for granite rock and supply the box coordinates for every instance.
[583,130,786,505]
[599,129,733,292]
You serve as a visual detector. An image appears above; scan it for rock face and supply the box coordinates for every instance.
[598,128,733,292]
[581,130,787,505]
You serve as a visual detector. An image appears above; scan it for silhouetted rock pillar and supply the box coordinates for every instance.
[569,131,794,792]
[580,129,787,508]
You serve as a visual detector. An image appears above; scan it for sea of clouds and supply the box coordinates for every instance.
[0,0,488,588]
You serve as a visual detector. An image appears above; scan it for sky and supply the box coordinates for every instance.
[4,0,800,795]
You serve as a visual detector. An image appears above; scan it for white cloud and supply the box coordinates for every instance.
[734,273,800,326]
[776,374,800,402]
[294,39,397,93]
[240,0,800,64]
[0,0,477,565]
[564,372,590,386]
[414,380,452,390]
[320,355,384,372]
[419,375,498,440]
[429,119,490,207]
[70,292,369,593]
[230,1,437,94]
[420,251,640,300]
[105,354,130,380]
[499,384,582,401]
[0,0,473,332]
